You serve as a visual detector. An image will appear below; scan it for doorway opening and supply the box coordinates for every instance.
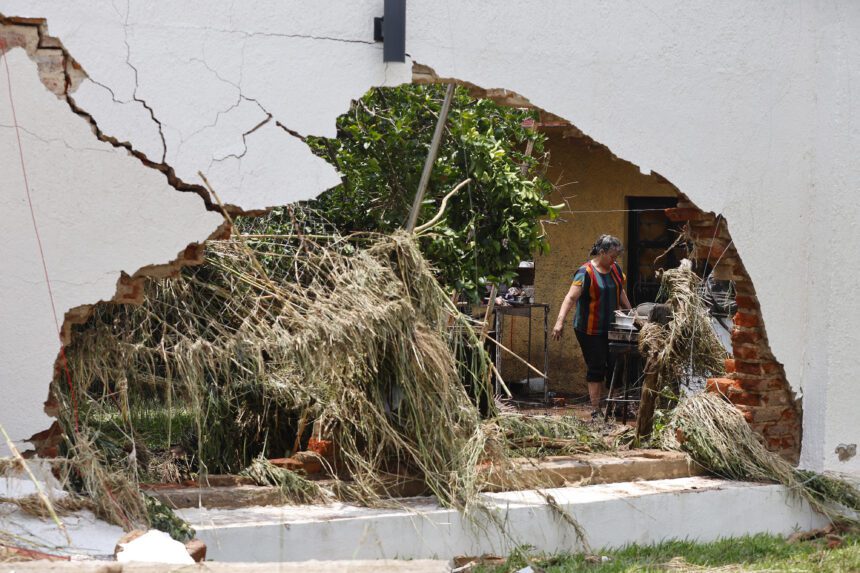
[626,196,682,306]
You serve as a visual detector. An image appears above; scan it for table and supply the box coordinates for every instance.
[492,303,550,401]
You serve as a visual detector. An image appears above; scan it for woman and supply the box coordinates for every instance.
[551,235,632,415]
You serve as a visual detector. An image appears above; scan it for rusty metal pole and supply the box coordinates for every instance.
[406,83,456,232]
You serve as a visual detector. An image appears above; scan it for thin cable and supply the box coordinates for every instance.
[563,208,667,214]
[2,45,79,432]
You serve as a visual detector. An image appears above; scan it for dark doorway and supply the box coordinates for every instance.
[626,197,682,306]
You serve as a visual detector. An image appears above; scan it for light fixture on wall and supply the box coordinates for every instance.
[374,0,406,62]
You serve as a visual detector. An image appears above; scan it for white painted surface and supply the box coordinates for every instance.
[803,2,860,476]
[177,478,827,562]
[0,48,222,454]
[0,0,410,209]
[0,506,125,557]
[0,463,125,557]
[0,1,857,471]
[116,530,195,564]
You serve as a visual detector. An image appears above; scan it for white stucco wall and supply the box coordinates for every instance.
[0,1,857,473]
[0,47,223,454]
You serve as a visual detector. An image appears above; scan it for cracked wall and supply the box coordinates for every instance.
[0,1,858,474]
[0,35,224,455]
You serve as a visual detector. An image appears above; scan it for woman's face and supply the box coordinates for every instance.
[606,247,622,263]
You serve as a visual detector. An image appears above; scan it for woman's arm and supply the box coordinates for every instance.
[620,289,632,311]
[552,283,583,340]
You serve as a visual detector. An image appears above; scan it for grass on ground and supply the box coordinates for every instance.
[472,527,860,572]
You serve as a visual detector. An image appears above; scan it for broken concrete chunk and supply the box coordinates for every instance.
[115,530,195,564]
[835,443,857,462]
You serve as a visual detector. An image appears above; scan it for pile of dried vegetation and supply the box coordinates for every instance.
[641,261,860,522]
[662,392,860,521]
[638,260,727,401]
[51,209,609,535]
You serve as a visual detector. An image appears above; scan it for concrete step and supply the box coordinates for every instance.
[0,560,449,572]
[147,449,705,509]
[176,477,827,562]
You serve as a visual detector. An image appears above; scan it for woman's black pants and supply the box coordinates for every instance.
[574,329,614,387]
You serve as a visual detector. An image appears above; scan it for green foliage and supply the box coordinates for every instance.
[144,496,195,543]
[300,84,557,299]
[240,456,325,505]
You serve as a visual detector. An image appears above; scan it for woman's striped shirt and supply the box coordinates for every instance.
[571,261,625,335]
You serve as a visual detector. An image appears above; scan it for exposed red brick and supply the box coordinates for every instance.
[733,345,761,360]
[779,408,799,422]
[734,405,755,423]
[763,423,795,438]
[733,378,768,392]
[728,390,763,407]
[710,263,736,281]
[43,393,60,417]
[695,244,730,261]
[734,295,758,310]
[732,328,765,345]
[706,378,736,394]
[27,421,64,458]
[735,361,765,375]
[734,311,760,328]
[761,361,783,375]
[724,358,736,373]
[751,406,792,424]
[763,391,790,406]
[37,445,60,457]
[766,436,797,451]
[732,376,787,392]
[665,207,707,222]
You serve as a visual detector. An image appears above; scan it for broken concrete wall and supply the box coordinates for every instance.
[0,1,857,474]
[0,42,223,455]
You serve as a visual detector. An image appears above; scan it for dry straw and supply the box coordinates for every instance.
[55,207,606,540]
[663,392,860,521]
[642,261,860,519]
[638,260,727,402]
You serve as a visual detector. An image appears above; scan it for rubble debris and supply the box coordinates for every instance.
[115,530,195,565]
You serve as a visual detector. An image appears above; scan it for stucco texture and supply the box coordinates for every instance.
[0,1,857,473]
[0,47,222,454]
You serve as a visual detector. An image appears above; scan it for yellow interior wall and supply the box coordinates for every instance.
[499,131,677,396]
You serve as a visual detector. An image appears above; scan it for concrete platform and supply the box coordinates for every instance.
[177,477,828,562]
[0,560,449,572]
[148,450,705,509]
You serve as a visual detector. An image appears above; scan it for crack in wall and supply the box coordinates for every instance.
[209,114,272,164]
[0,11,312,219]
[118,0,167,164]
[0,15,233,454]
[0,121,115,153]
[143,24,377,46]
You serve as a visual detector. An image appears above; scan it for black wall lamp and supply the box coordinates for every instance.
[374,0,406,62]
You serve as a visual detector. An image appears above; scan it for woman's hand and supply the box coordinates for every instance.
[551,322,564,340]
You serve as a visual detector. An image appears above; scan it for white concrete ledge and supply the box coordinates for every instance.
[177,477,828,562]
[0,560,450,573]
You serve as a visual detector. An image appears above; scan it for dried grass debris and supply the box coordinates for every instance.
[663,392,860,521]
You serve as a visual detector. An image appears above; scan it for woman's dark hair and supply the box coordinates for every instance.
[589,234,623,257]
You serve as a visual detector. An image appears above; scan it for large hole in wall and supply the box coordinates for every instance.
[37,74,801,492]
[412,67,802,463]
[0,16,804,530]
